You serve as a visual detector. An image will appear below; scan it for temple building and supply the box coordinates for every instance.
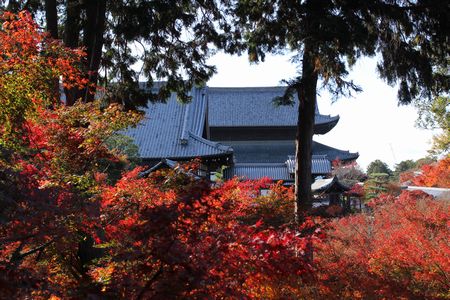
[126,85,358,182]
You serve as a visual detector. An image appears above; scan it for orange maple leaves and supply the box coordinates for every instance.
[313,190,450,299]
[412,157,450,188]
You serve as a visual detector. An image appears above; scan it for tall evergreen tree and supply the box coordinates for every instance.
[367,159,393,177]
[393,159,417,179]
[1,0,227,107]
[225,0,449,221]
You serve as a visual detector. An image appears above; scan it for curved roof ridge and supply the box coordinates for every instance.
[315,114,339,123]
[208,86,286,91]
[187,87,207,136]
[312,141,359,161]
[312,176,350,193]
[314,142,359,153]
[188,131,233,153]
[234,162,287,166]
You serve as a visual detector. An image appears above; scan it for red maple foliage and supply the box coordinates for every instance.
[311,190,450,299]
[0,11,87,148]
[0,11,139,298]
[411,157,450,188]
[96,168,320,299]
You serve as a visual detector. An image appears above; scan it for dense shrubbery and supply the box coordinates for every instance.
[95,168,320,299]
[312,190,450,299]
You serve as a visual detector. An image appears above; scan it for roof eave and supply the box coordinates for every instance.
[314,115,340,135]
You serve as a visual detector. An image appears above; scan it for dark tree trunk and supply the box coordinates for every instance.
[294,48,318,223]
[64,0,82,106]
[45,0,58,39]
[64,0,81,49]
[45,0,60,103]
[6,0,20,11]
[63,0,106,105]
[82,0,106,102]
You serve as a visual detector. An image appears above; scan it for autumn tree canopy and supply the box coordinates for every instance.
[0,11,86,149]
[312,190,450,299]
[403,157,450,188]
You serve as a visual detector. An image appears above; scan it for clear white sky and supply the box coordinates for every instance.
[207,52,436,170]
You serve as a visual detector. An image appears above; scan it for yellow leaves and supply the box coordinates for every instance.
[90,264,115,285]
[38,179,55,190]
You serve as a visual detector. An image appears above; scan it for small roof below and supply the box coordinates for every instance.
[312,141,359,162]
[286,155,331,175]
[224,155,332,181]
[139,158,201,179]
[402,186,450,198]
[148,158,178,172]
[312,176,350,193]
[139,158,178,177]
[208,87,339,131]
[230,141,358,164]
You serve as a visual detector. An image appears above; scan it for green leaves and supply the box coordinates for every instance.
[415,96,449,156]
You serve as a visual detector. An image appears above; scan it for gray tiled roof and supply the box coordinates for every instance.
[312,176,350,193]
[126,87,232,160]
[207,87,339,127]
[224,155,332,181]
[230,141,358,164]
[312,141,359,162]
[224,163,292,181]
[286,155,332,174]
[125,84,356,169]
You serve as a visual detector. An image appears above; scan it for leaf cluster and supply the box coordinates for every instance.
[407,157,450,188]
[0,11,86,150]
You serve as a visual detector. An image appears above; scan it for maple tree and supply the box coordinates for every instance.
[0,12,141,298]
[0,11,86,150]
[310,190,450,299]
[410,157,450,188]
[96,168,321,298]
[399,157,450,188]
